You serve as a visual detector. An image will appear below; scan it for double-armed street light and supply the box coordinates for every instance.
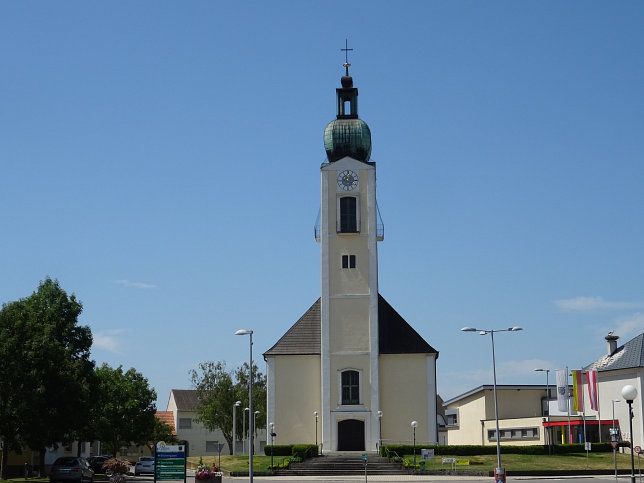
[462,326,523,483]
[235,328,254,483]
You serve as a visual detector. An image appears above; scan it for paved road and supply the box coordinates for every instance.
[220,476,636,482]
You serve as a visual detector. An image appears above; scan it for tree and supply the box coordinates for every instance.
[0,278,94,477]
[91,364,158,456]
[147,417,179,453]
[190,361,266,455]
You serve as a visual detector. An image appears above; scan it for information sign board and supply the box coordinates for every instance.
[156,443,186,481]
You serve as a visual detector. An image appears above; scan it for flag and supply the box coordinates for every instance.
[556,369,569,412]
[572,370,584,412]
[587,370,598,411]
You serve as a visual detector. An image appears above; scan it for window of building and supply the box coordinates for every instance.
[445,409,458,427]
[178,418,192,429]
[488,427,538,441]
[206,441,220,453]
[341,370,360,405]
[342,255,356,269]
[339,197,358,233]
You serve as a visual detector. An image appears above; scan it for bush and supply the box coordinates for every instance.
[102,458,130,475]
[264,444,318,458]
[382,442,624,457]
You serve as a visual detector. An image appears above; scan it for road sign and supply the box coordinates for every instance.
[635,446,642,454]
[611,440,619,450]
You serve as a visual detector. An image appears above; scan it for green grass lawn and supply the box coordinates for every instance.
[404,451,643,472]
[187,455,287,473]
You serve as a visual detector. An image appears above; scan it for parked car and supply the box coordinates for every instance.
[49,457,94,483]
[134,456,155,476]
[87,456,112,474]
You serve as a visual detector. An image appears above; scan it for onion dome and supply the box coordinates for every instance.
[324,65,372,163]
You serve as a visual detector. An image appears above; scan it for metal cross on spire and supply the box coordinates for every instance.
[341,38,353,75]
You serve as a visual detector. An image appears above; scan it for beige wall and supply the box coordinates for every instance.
[330,354,371,408]
[329,298,371,352]
[380,354,435,444]
[271,355,321,445]
[446,388,547,446]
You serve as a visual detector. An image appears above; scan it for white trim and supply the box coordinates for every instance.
[320,165,331,453]
[266,357,275,434]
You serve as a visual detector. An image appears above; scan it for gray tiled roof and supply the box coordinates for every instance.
[585,333,644,372]
[263,299,321,355]
[170,389,199,411]
[263,294,438,357]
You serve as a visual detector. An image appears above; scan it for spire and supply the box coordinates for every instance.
[323,41,372,163]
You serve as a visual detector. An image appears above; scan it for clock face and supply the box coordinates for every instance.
[338,170,359,190]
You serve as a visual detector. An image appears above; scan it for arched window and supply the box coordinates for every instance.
[339,197,357,233]
[341,370,360,405]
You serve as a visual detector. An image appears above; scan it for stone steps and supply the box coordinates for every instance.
[275,453,407,476]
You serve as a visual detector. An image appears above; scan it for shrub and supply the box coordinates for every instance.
[102,458,130,475]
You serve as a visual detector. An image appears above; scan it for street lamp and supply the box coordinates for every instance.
[622,385,638,483]
[377,411,383,453]
[269,422,275,471]
[313,411,318,453]
[612,399,620,479]
[462,326,523,483]
[534,368,551,454]
[253,410,260,455]
[243,407,249,454]
[232,401,241,455]
[235,328,254,483]
[411,421,418,466]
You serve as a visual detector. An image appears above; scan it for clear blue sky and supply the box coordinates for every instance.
[2,1,643,409]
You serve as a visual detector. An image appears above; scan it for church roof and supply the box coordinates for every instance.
[263,295,438,357]
[585,333,644,372]
[263,299,321,355]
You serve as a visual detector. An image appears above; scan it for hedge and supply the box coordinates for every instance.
[264,444,318,458]
[381,442,629,457]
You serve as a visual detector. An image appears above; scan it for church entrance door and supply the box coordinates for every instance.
[337,419,365,451]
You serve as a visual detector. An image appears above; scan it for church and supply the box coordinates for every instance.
[264,60,439,453]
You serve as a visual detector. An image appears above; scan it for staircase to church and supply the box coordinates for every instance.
[275,452,407,476]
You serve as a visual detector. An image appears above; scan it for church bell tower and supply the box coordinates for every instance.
[318,59,384,452]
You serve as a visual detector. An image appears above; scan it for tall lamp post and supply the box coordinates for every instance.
[411,420,418,466]
[462,326,523,483]
[534,368,551,454]
[235,329,254,483]
[622,385,638,483]
[612,399,620,479]
[313,411,318,453]
[232,401,241,455]
[377,411,383,453]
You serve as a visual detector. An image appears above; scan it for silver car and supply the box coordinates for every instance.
[49,457,94,483]
[134,456,155,476]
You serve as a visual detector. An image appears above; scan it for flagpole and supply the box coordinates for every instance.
[567,367,572,444]
[596,372,602,442]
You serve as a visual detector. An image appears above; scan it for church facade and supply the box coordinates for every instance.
[264,64,438,453]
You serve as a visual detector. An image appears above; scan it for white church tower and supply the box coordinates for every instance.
[318,60,383,451]
[264,59,438,453]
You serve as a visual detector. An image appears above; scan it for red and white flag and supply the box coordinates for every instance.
[587,370,598,411]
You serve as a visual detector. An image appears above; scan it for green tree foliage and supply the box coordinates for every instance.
[91,364,158,456]
[0,278,94,477]
[190,361,266,455]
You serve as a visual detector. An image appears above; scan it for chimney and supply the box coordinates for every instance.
[605,333,619,356]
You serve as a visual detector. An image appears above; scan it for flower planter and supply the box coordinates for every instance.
[195,472,222,483]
